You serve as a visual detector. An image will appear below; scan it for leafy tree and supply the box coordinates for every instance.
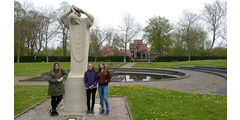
[212,47,227,56]
[169,27,186,56]
[144,16,173,56]
[14,0,27,62]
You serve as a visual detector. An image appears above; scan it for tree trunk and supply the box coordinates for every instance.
[161,48,163,56]
[26,36,30,56]
[188,51,191,61]
[45,34,49,62]
[63,31,66,56]
[186,28,191,61]
[62,28,68,56]
[30,40,34,56]
[17,40,21,63]
[46,52,49,62]
[37,32,43,53]
[209,29,216,56]
[95,45,100,62]
[124,43,127,63]
[187,41,191,61]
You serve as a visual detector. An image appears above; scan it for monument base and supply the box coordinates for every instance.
[64,76,87,113]
[14,97,133,120]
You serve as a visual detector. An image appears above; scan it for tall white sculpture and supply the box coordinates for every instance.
[60,5,94,113]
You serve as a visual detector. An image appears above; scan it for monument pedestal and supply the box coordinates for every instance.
[64,75,87,114]
[60,5,94,115]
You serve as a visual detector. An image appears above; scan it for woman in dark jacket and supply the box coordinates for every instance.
[48,62,68,116]
[84,62,98,114]
[97,61,111,115]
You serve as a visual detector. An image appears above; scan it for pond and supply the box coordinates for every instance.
[111,73,176,82]
[38,68,187,82]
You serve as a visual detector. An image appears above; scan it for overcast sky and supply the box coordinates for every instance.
[18,0,217,28]
[18,0,226,48]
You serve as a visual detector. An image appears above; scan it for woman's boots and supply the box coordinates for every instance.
[49,109,59,116]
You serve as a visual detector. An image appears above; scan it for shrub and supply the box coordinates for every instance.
[154,56,227,62]
[14,56,130,62]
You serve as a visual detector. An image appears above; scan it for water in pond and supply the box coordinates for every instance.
[111,73,175,82]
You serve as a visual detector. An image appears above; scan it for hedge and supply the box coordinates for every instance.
[154,56,227,62]
[96,56,130,62]
[14,56,130,62]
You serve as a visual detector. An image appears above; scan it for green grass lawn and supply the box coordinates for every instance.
[133,59,227,68]
[110,85,226,120]
[14,62,127,76]
[14,85,227,119]
[14,60,227,76]
[14,85,49,115]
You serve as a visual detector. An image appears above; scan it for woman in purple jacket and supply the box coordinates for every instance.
[84,63,98,114]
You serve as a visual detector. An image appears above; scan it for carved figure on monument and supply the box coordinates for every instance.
[60,5,94,77]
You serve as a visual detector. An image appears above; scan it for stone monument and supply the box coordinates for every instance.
[60,5,94,114]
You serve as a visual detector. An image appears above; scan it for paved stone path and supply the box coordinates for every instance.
[110,69,227,95]
[15,96,131,120]
[120,62,136,68]
[178,66,227,79]
[14,76,48,85]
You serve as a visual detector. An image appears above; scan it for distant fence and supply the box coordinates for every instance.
[154,56,227,62]
[14,56,131,62]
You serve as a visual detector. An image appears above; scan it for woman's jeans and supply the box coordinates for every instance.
[98,85,109,112]
[51,96,62,111]
[86,88,97,111]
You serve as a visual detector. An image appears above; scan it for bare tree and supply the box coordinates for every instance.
[57,2,70,56]
[179,11,199,61]
[40,8,59,62]
[118,14,141,62]
[27,10,45,56]
[202,0,227,56]
[34,12,46,53]
[111,33,124,49]
[90,24,113,61]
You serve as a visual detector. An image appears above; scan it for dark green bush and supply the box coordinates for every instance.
[14,56,130,62]
[155,56,227,62]
[96,56,130,62]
